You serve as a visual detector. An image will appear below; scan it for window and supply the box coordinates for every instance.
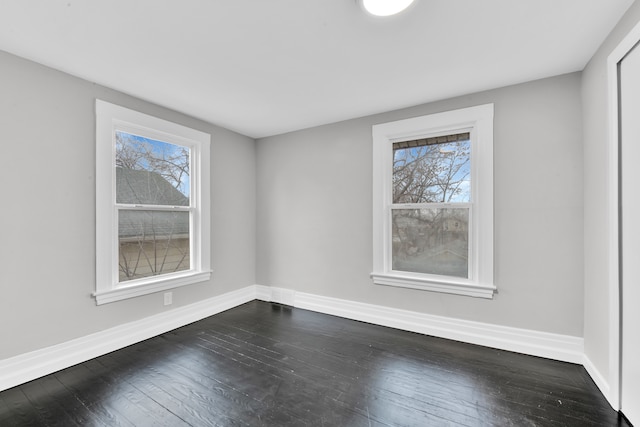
[95,100,211,304]
[371,104,495,298]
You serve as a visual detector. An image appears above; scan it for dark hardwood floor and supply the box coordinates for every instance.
[0,301,630,426]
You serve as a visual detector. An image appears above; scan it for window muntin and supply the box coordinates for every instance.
[371,104,494,298]
[95,100,211,304]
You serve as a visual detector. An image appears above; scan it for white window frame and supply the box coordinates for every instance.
[95,100,211,305]
[371,104,495,298]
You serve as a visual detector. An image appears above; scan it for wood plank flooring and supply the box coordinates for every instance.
[0,301,630,426]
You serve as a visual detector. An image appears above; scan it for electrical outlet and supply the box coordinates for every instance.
[164,292,172,306]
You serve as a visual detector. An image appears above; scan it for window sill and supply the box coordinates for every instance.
[93,270,212,305]
[370,272,495,299]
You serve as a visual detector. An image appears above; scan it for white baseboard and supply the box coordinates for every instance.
[583,354,616,410]
[0,284,592,396]
[0,286,256,392]
[257,285,584,364]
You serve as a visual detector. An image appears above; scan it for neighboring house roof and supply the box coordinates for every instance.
[116,168,190,238]
[427,249,468,261]
[116,167,188,206]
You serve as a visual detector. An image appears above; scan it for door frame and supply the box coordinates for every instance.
[607,19,640,411]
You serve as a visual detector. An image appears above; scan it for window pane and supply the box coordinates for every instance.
[115,131,190,206]
[393,135,470,203]
[392,208,469,278]
[118,210,190,282]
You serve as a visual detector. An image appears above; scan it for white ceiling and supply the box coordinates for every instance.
[0,0,634,138]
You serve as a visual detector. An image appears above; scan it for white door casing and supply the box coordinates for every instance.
[620,41,640,425]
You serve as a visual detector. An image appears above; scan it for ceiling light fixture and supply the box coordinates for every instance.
[359,0,415,17]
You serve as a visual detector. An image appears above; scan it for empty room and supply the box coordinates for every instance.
[1,0,639,425]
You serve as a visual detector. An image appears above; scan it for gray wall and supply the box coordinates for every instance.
[0,29,607,364]
[582,0,640,390]
[257,73,584,337]
[0,50,257,360]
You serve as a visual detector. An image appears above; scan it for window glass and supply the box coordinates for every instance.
[391,208,469,278]
[118,210,191,282]
[115,131,190,206]
[391,132,471,278]
[393,133,470,204]
[115,131,192,283]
